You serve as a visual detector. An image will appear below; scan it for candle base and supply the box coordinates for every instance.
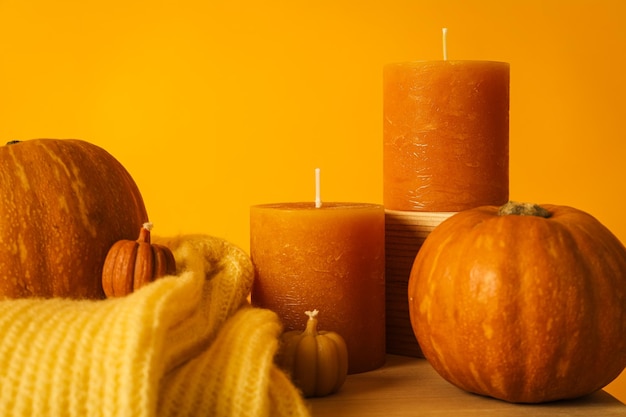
[385,209,456,357]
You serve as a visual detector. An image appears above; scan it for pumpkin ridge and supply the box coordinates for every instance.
[133,243,154,291]
[118,243,139,295]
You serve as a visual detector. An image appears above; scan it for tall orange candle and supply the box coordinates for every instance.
[250,202,386,374]
[383,59,510,211]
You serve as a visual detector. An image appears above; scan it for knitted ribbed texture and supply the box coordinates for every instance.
[0,234,311,417]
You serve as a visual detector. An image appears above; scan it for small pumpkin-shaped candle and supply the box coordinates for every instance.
[102,222,176,297]
[278,309,348,397]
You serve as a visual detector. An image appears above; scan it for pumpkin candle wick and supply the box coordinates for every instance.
[315,168,322,208]
[442,27,448,60]
[304,309,320,334]
[139,222,153,243]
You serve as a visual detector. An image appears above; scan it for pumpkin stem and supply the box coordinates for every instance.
[138,222,153,243]
[304,309,319,335]
[6,140,20,146]
[498,201,551,218]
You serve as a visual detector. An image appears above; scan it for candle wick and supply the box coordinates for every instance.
[442,27,448,60]
[315,168,322,208]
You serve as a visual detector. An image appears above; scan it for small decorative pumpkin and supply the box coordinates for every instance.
[408,201,626,403]
[277,309,348,397]
[102,222,176,297]
[0,139,148,299]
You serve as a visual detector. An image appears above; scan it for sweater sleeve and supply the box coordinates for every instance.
[0,234,311,417]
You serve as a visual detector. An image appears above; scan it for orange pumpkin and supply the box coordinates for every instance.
[408,201,626,403]
[102,222,176,297]
[0,139,148,299]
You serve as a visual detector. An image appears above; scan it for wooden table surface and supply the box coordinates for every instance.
[308,355,626,416]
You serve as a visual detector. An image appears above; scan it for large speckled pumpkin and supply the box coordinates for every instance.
[0,139,148,299]
[408,202,626,403]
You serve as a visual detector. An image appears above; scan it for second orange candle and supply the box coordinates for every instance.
[383,60,510,212]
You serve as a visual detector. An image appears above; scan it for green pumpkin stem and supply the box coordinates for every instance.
[498,201,551,218]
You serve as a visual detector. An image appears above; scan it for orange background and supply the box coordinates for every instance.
[1,0,626,400]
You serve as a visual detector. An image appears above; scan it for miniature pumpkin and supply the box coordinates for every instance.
[0,139,148,299]
[102,222,176,297]
[408,202,626,403]
[277,309,348,397]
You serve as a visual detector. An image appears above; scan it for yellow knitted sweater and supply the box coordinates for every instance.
[0,234,312,417]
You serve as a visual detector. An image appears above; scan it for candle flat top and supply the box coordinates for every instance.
[252,202,383,210]
[385,60,509,68]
